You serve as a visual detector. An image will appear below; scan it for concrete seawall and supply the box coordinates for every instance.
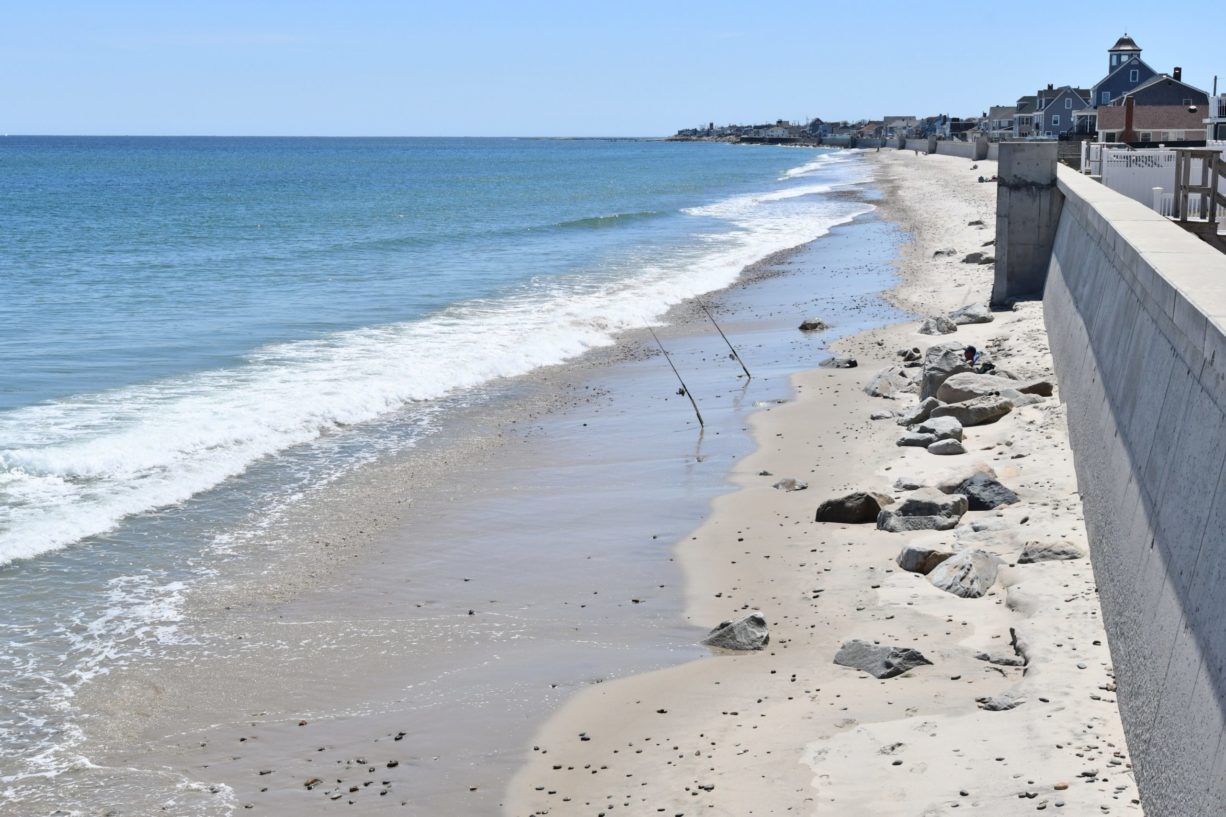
[903,138,996,161]
[1042,167,1226,815]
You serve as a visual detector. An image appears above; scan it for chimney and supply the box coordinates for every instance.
[1123,95,1136,144]
[1047,83,1054,91]
[1174,66,1182,81]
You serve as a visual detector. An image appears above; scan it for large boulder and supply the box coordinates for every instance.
[920,344,973,400]
[949,302,995,325]
[834,639,932,679]
[897,432,937,448]
[894,488,968,519]
[1018,542,1085,563]
[815,491,894,524]
[877,488,967,532]
[701,612,769,651]
[937,372,1054,404]
[927,439,966,455]
[928,549,1001,598]
[954,473,1019,510]
[896,543,954,574]
[935,463,997,493]
[916,416,963,442]
[928,395,1013,426]
[895,396,941,426]
[864,366,915,400]
[919,315,958,335]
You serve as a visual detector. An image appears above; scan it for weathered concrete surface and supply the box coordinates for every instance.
[1043,166,1226,817]
[993,142,1062,306]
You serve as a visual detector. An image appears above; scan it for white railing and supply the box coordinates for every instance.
[1151,189,1205,218]
[1100,149,1178,205]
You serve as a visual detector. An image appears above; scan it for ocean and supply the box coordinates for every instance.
[0,136,876,811]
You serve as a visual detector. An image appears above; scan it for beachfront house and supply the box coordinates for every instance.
[1074,35,1158,135]
[1013,96,1039,137]
[882,116,917,139]
[1207,94,1226,141]
[986,106,1017,139]
[1034,86,1092,138]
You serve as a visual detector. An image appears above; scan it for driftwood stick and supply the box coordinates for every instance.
[648,327,704,429]
[697,298,752,381]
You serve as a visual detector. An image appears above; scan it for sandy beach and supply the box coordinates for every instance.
[505,152,1143,816]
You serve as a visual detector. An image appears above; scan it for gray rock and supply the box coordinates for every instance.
[928,396,1013,426]
[798,318,829,332]
[949,303,994,325]
[834,639,932,679]
[927,439,966,455]
[916,416,963,442]
[919,315,958,335]
[895,396,942,426]
[815,491,894,524]
[954,474,1019,510]
[937,372,1054,404]
[895,488,968,519]
[932,247,958,257]
[962,252,987,264]
[772,478,808,492]
[892,476,926,491]
[935,465,997,494]
[869,409,894,420]
[896,544,954,574]
[1018,542,1085,564]
[897,432,937,447]
[998,387,1046,408]
[969,517,1010,532]
[976,689,1027,711]
[864,366,915,400]
[701,612,769,651]
[877,512,961,532]
[898,347,922,364]
[920,344,973,401]
[819,356,859,369]
[928,549,1000,598]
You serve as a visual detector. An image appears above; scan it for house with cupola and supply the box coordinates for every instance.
[1072,35,1158,134]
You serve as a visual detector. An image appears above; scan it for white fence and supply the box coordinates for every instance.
[1080,144,1226,220]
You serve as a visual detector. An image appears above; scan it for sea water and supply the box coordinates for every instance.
[0,136,872,803]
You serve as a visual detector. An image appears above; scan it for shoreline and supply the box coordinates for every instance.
[42,164,902,815]
[506,152,1141,815]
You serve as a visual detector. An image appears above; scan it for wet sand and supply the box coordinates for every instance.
[59,184,906,815]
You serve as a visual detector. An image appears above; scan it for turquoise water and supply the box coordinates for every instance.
[0,137,873,803]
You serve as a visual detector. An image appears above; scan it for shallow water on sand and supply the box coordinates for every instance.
[0,139,901,813]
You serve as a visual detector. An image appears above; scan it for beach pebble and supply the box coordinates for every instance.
[834,639,932,679]
[771,478,808,492]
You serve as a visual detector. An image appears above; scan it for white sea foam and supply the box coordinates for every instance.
[0,155,873,566]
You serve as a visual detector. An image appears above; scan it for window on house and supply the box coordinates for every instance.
[1066,98,1073,109]
[1052,115,1060,126]
[1130,69,1139,82]
[1183,98,1192,106]
[1102,91,1111,104]
[1140,132,1152,142]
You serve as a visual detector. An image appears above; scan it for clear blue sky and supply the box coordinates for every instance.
[5,0,1222,136]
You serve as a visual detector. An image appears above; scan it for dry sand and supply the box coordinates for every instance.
[504,151,1143,816]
